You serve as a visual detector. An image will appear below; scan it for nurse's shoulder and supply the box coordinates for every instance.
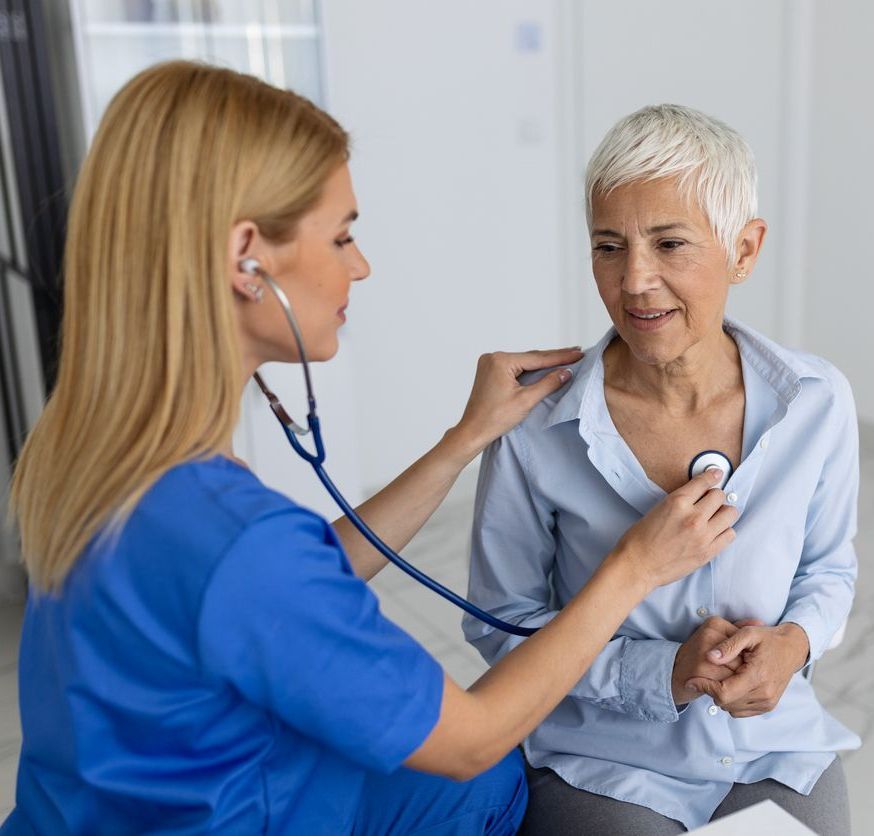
[67,455,341,636]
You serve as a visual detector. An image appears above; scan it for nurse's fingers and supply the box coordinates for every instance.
[707,504,739,536]
[510,347,584,374]
[674,468,727,503]
[515,365,577,408]
[705,526,736,560]
[693,487,727,518]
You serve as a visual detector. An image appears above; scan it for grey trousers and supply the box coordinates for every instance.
[519,756,851,835]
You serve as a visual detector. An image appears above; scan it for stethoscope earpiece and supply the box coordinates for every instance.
[239,257,262,276]
[688,450,733,490]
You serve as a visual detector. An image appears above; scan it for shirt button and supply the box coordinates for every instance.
[696,606,709,618]
[726,492,738,504]
[708,705,719,716]
[760,436,770,450]
[721,756,734,767]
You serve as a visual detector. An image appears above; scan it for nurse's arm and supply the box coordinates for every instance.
[331,348,582,581]
[405,469,737,781]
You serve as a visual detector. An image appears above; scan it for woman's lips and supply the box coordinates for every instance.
[625,308,677,331]
[337,304,348,323]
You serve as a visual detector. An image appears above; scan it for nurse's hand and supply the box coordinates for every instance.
[334,346,582,582]
[670,617,760,705]
[448,348,583,461]
[611,469,738,593]
[684,622,810,717]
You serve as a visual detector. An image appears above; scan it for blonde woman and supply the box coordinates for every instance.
[5,65,736,834]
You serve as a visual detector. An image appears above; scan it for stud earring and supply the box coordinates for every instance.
[734,270,747,279]
[244,282,264,303]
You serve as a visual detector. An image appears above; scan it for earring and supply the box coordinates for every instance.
[735,270,747,279]
[244,282,264,303]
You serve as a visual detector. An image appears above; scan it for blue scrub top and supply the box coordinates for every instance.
[3,457,444,834]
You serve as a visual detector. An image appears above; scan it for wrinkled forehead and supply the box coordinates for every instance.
[590,175,712,233]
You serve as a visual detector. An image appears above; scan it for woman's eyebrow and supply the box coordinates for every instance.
[646,222,693,234]
[591,222,695,238]
[341,209,359,224]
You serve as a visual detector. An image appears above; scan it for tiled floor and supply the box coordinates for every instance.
[1,427,872,830]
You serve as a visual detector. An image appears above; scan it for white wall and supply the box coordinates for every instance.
[804,0,874,422]
[321,0,569,491]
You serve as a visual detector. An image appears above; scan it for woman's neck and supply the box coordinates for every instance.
[604,329,743,416]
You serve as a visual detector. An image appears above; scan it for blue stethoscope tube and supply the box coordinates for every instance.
[244,259,537,637]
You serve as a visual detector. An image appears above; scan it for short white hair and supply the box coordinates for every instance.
[585,104,758,265]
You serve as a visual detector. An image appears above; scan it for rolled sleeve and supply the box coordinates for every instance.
[617,639,683,723]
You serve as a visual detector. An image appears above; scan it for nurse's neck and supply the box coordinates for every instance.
[217,364,261,469]
[604,329,743,416]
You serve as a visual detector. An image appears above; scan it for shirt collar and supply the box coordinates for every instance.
[543,316,828,430]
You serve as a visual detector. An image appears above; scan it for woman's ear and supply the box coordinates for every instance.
[730,218,768,285]
[229,221,262,300]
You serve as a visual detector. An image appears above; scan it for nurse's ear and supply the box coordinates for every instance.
[229,220,267,302]
[730,218,768,285]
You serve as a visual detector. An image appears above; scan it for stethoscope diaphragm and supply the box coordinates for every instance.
[688,450,733,490]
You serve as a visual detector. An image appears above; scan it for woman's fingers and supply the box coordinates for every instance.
[707,626,761,666]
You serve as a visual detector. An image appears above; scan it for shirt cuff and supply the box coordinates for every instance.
[618,639,682,723]
[779,610,823,664]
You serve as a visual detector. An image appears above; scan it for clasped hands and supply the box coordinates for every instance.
[670,616,810,718]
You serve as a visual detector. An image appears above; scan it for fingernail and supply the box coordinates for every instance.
[709,649,723,659]
[708,468,723,480]
[558,368,573,383]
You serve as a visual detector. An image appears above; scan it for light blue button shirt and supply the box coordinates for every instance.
[463,318,861,830]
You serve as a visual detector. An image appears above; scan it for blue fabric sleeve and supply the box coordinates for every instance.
[464,430,679,723]
[780,370,859,661]
[197,508,444,774]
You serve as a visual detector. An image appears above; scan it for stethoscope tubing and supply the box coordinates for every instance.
[245,259,536,637]
[278,420,536,636]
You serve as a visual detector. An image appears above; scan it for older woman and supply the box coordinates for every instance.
[464,104,859,834]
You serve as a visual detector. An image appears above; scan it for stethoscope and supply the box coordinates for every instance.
[240,258,734,637]
[687,451,733,489]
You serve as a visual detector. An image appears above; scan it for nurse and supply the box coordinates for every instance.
[4,62,736,834]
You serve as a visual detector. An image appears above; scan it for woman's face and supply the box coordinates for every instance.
[233,163,370,368]
[590,177,744,367]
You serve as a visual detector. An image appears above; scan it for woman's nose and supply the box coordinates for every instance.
[621,246,661,295]
[351,245,370,282]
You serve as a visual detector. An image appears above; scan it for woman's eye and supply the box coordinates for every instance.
[593,243,621,254]
[659,239,685,251]
[335,235,355,248]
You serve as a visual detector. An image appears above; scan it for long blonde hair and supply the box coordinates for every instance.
[10,61,348,591]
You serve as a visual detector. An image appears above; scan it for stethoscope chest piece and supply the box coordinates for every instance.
[688,450,733,490]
